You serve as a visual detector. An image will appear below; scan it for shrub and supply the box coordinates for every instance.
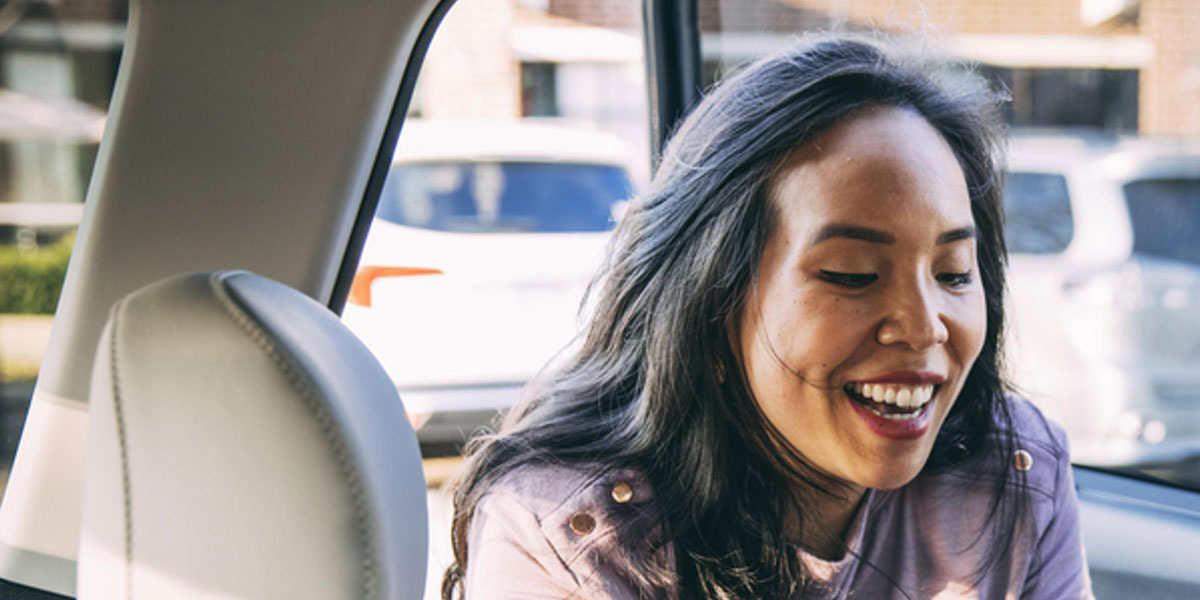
[0,234,74,314]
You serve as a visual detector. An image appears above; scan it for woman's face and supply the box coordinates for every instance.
[737,106,987,492]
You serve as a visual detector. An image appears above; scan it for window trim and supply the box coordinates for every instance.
[641,0,702,171]
[328,0,460,315]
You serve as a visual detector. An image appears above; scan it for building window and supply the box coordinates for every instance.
[520,61,558,117]
[982,67,1139,132]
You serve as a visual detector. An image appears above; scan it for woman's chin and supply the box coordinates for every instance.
[863,472,921,491]
[847,455,930,490]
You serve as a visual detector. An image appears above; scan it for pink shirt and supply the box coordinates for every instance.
[464,398,1093,599]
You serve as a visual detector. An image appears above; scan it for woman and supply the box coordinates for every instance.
[441,34,1092,599]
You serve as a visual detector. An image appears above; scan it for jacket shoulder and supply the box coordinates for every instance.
[1000,395,1071,499]
[930,395,1072,509]
[1002,395,1070,458]
[471,462,658,598]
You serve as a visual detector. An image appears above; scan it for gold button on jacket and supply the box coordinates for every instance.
[1013,449,1033,472]
[611,481,634,504]
[569,513,596,535]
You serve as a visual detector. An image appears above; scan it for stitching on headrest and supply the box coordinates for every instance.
[109,298,135,600]
[207,272,379,599]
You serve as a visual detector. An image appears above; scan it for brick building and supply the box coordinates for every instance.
[549,0,1200,136]
[419,0,651,183]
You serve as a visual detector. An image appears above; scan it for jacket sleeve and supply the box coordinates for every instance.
[463,489,584,599]
[1021,424,1094,600]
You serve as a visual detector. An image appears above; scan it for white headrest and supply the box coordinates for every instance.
[78,270,427,599]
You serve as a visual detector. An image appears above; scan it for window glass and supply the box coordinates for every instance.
[339,4,648,592]
[699,0,1200,492]
[980,66,1139,131]
[344,0,647,446]
[520,62,559,116]
[0,5,125,497]
[377,162,632,233]
[1003,172,1074,254]
[1124,178,1200,266]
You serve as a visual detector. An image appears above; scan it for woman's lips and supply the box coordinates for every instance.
[843,383,936,440]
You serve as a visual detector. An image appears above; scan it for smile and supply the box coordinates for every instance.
[842,382,940,439]
[844,382,936,419]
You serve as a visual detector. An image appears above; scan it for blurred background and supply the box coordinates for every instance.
[0,0,1197,545]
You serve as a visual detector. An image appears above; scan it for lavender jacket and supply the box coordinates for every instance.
[464,398,1093,599]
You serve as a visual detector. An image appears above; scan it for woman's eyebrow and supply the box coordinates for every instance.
[808,224,895,247]
[937,226,976,244]
[807,224,976,247]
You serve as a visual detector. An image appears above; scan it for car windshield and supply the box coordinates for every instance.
[375,161,632,233]
[1124,178,1200,265]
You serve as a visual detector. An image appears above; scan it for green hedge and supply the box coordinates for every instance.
[0,235,73,314]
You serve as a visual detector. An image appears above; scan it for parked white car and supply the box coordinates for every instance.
[1004,132,1200,471]
[341,119,635,450]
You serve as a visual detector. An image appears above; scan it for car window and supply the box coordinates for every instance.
[377,161,632,233]
[337,4,649,593]
[1003,172,1075,254]
[1124,178,1200,266]
[0,7,125,498]
[342,0,648,427]
[696,0,1200,495]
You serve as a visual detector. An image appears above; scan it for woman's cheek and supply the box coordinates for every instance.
[949,288,988,364]
[781,293,872,378]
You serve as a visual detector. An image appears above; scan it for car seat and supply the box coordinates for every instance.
[75,270,427,599]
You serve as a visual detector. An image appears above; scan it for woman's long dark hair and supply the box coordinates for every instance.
[442,33,1022,599]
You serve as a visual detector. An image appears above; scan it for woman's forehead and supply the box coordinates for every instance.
[769,107,973,237]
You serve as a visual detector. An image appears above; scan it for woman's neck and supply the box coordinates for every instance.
[785,484,867,560]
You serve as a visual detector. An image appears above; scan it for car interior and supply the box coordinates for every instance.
[0,0,1197,599]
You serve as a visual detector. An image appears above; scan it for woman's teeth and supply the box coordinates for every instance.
[848,382,935,411]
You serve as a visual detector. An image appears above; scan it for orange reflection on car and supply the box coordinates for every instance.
[349,265,443,307]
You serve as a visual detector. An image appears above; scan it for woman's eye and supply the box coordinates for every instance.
[937,271,974,288]
[818,270,878,288]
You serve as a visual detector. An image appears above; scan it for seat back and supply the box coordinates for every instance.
[77,270,427,599]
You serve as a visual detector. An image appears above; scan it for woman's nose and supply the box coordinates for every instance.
[875,280,950,350]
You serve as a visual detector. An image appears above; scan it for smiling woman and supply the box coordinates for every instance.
[738,106,989,556]
[443,33,1092,599]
